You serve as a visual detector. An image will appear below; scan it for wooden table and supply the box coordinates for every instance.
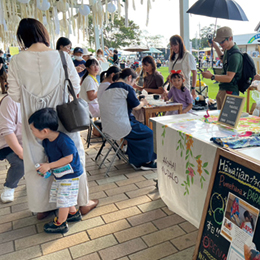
[143,103,182,129]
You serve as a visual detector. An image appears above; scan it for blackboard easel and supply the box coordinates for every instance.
[193,148,260,260]
[218,94,245,128]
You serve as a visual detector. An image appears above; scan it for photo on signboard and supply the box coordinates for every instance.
[220,193,259,259]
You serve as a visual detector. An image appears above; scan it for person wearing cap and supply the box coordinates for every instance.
[73,47,86,78]
[202,26,243,109]
[82,48,91,61]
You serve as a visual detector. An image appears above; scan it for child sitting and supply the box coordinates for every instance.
[28,108,83,234]
[163,70,193,115]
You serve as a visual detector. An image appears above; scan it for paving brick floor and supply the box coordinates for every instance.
[0,105,198,259]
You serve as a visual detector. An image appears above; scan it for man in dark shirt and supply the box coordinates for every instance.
[202,27,243,109]
[73,47,86,78]
[0,50,7,94]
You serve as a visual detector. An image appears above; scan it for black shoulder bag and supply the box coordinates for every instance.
[56,51,90,132]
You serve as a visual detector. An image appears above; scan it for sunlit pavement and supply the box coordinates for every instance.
[0,94,197,259]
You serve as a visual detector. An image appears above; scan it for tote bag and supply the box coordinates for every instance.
[56,51,90,132]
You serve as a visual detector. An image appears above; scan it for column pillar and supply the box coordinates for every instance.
[179,0,190,51]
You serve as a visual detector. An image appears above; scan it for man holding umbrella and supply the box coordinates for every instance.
[202,27,243,109]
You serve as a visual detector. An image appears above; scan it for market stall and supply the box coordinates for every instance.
[151,110,260,228]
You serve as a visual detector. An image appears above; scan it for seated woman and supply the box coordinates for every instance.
[79,58,100,118]
[99,68,157,170]
[97,65,121,100]
[0,95,24,203]
[135,55,164,94]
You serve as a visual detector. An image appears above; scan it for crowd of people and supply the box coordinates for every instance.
[1,17,260,235]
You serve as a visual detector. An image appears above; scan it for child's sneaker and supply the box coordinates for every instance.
[44,217,68,234]
[67,210,82,222]
[1,187,14,203]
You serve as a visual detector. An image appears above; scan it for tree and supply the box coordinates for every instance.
[86,14,142,49]
[140,30,164,48]
[199,24,220,49]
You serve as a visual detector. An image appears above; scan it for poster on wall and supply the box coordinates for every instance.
[193,148,260,260]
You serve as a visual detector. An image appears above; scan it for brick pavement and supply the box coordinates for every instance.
[0,110,198,259]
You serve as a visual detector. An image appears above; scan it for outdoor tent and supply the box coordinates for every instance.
[143,47,162,54]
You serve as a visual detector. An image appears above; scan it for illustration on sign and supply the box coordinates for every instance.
[174,131,210,195]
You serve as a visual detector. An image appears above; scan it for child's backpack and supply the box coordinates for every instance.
[228,50,256,94]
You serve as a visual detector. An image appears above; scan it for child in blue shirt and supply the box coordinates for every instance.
[28,108,83,234]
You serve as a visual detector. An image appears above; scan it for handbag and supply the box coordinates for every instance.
[56,51,90,132]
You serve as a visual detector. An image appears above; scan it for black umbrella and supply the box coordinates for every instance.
[187,0,248,21]
[187,0,248,70]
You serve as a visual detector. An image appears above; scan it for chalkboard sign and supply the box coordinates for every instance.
[193,148,260,260]
[218,95,245,128]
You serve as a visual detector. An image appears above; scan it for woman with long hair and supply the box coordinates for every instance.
[135,55,164,94]
[99,68,157,170]
[80,58,100,117]
[168,35,197,99]
[7,18,98,220]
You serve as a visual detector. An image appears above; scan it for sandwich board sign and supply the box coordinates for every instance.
[218,95,245,129]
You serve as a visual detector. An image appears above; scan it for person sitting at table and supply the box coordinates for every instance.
[97,65,121,100]
[162,70,193,115]
[134,55,164,94]
[79,58,100,117]
[99,68,157,170]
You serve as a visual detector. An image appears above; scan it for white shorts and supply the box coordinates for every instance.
[49,178,80,208]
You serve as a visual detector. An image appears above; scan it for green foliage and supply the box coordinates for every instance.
[191,24,220,49]
[140,30,164,48]
[87,14,141,49]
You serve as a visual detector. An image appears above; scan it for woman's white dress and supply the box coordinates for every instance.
[168,51,196,90]
[8,50,89,212]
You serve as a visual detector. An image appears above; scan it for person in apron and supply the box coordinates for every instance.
[168,35,197,99]
[7,18,98,220]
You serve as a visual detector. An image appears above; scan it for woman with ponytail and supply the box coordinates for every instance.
[99,68,157,170]
[97,66,121,99]
[79,58,100,117]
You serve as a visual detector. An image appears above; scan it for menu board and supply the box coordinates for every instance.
[193,148,260,260]
[218,95,245,128]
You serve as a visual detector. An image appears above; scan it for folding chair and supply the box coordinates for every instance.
[87,119,125,175]
[97,135,129,177]
[85,114,104,148]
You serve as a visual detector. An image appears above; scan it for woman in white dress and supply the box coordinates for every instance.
[7,18,98,219]
[168,35,197,99]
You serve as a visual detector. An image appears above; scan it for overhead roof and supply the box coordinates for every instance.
[233,33,260,45]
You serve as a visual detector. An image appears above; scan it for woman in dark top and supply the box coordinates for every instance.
[135,55,164,94]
